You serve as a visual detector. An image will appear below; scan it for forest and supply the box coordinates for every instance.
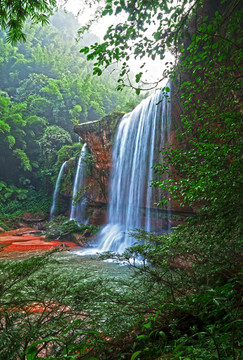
[0,0,242,359]
[0,8,142,229]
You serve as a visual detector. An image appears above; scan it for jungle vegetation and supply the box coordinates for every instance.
[0,8,142,228]
[0,0,242,359]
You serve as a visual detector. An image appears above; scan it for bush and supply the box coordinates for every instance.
[45,216,99,240]
[0,187,52,229]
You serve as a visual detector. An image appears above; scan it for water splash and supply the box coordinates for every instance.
[50,161,67,220]
[94,89,171,254]
[70,143,88,224]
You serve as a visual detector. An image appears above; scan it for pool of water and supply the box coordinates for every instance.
[51,250,134,282]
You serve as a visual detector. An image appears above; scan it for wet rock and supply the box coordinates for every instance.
[17,222,29,228]
[22,212,46,222]
[2,227,36,236]
[71,233,85,245]
[74,112,124,143]
[83,229,91,238]
[89,208,107,226]
[33,222,46,230]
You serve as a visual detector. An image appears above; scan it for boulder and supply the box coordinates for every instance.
[22,212,46,222]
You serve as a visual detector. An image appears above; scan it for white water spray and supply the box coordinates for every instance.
[70,143,88,224]
[82,89,171,255]
[50,161,67,220]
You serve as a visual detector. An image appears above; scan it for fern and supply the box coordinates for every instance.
[7,135,15,148]
[13,148,32,171]
[0,119,10,133]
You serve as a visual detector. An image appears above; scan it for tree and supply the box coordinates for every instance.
[79,2,242,358]
[79,0,202,91]
[0,0,57,42]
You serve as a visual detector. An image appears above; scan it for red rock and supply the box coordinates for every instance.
[0,236,35,243]
[0,231,76,253]
[89,208,107,226]
[3,240,77,252]
[5,301,71,314]
[1,228,36,236]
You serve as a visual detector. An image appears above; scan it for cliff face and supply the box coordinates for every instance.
[73,111,125,225]
[73,103,193,228]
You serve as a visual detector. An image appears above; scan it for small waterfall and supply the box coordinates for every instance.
[50,161,67,220]
[70,143,88,224]
[96,89,171,254]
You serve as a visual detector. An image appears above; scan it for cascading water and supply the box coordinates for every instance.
[50,161,67,220]
[95,89,171,254]
[70,143,88,224]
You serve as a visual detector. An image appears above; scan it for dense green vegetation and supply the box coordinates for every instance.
[0,9,141,228]
[45,215,99,240]
[0,0,242,359]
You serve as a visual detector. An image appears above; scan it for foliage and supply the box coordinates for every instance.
[79,0,201,90]
[55,142,83,170]
[45,215,99,240]
[0,254,102,360]
[72,185,92,206]
[0,0,57,42]
[0,227,241,359]
[0,1,242,359]
[39,125,72,165]
[0,187,52,229]
[0,181,28,203]
[96,226,242,359]
[75,1,242,359]
[0,9,142,218]
[13,148,32,171]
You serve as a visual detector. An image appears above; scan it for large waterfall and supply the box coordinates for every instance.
[50,161,67,220]
[95,90,171,254]
[70,143,88,224]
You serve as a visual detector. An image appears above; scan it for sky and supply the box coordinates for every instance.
[59,0,172,88]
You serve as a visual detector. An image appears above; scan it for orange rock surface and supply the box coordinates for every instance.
[0,229,76,253]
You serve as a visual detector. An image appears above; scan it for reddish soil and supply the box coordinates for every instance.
[0,228,78,259]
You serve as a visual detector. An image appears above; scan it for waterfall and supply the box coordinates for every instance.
[95,89,171,254]
[50,161,67,220]
[70,143,88,224]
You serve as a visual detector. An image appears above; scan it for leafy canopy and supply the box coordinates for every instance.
[80,0,206,90]
[0,0,57,42]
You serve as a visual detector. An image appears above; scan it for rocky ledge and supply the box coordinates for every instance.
[0,228,78,259]
[73,111,125,145]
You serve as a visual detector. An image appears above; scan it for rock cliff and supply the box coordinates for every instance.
[73,111,125,225]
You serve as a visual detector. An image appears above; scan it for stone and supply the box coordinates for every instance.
[21,212,46,222]
[89,208,107,226]
[83,229,91,238]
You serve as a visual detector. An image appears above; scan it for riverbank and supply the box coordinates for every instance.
[0,227,78,259]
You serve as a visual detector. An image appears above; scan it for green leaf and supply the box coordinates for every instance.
[80,46,89,54]
[137,334,147,339]
[93,67,102,76]
[0,119,10,133]
[131,351,142,360]
[7,135,15,148]
[135,72,142,83]
[26,346,38,360]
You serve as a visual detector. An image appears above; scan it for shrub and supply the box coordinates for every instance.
[45,216,99,240]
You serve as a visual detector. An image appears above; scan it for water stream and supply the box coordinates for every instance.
[50,161,67,220]
[83,89,171,254]
[70,143,88,224]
